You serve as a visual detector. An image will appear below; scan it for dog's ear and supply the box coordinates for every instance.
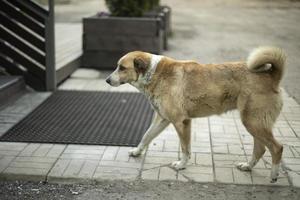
[133,57,148,75]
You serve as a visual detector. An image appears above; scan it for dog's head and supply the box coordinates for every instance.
[106,51,151,87]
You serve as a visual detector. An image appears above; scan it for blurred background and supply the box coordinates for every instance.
[50,0,300,101]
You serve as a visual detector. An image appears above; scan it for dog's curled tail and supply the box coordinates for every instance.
[247,46,286,84]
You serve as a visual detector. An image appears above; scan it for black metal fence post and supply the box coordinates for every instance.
[45,0,56,91]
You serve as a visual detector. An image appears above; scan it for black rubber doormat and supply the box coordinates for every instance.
[0,91,154,146]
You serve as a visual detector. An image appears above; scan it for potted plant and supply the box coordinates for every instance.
[82,0,171,69]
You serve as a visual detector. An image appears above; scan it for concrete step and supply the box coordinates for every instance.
[0,76,25,106]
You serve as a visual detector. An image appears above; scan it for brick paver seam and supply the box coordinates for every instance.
[283,113,299,138]
[207,117,217,182]
[232,113,254,184]
[1,143,29,174]
[44,144,68,182]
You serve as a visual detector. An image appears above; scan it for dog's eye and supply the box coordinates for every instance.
[119,65,126,71]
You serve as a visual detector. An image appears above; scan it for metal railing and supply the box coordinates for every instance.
[0,0,56,91]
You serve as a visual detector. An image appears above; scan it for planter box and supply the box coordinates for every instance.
[82,16,164,69]
[144,5,172,50]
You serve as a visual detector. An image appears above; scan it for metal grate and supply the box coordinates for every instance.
[0,91,154,146]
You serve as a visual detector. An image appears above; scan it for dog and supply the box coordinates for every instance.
[106,47,286,182]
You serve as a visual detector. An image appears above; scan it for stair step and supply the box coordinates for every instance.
[0,76,25,105]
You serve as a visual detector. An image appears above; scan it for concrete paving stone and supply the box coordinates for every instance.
[212,133,240,139]
[181,165,213,174]
[228,144,245,155]
[9,161,53,169]
[212,137,241,144]
[0,142,27,151]
[279,127,297,137]
[282,145,296,158]
[63,159,85,177]
[191,141,211,147]
[209,124,224,133]
[3,167,49,176]
[32,144,53,157]
[99,160,141,169]
[283,157,300,165]
[215,167,234,183]
[141,168,160,180]
[0,123,13,136]
[14,156,56,163]
[94,166,139,180]
[223,126,239,135]
[232,168,252,184]
[63,149,104,155]
[252,176,290,186]
[128,155,144,163]
[142,163,160,170]
[19,143,40,156]
[251,160,267,169]
[212,145,229,154]
[191,146,211,153]
[148,140,164,151]
[146,151,178,158]
[48,159,71,177]
[284,141,300,147]
[0,150,22,156]
[60,153,103,160]
[288,171,300,188]
[101,146,119,161]
[163,141,179,152]
[159,167,177,181]
[0,113,25,123]
[185,173,214,183]
[177,173,189,182]
[144,156,177,165]
[0,93,50,114]
[285,164,300,171]
[115,147,132,162]
[46,144,66,157]
[251,168,285,178]
[214,160,240,168]
[66,145,106,150]
[195,153,212,166]
[0,156,15,173]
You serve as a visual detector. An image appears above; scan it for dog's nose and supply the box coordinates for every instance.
[106,77,111,84]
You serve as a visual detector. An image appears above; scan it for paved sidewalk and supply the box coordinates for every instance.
[1,0,300,189]
[0,69,300,187]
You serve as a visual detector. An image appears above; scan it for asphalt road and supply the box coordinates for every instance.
[0,180,299,200]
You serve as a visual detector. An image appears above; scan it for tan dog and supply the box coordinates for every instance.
[106,47,286,182]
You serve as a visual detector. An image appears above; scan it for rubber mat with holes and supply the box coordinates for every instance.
[0,91,154,146]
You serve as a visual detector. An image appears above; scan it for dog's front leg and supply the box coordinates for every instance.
[172,119,191,170]
[129,112,169,157]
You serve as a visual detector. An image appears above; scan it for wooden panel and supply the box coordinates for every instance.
[83,33,163,52]
[0,12,45,52]
[83,16,161,36]
[0,1,45,37]
[8,0,46,24]
[82,50,126,69]
[0,26,45,66]
[0,42,45,79]
[0,55,45,91]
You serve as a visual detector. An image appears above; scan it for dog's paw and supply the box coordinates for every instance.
[128,148,142,157]
[236,162,252,171]
[171,160,186,170]
[270,178,278,183]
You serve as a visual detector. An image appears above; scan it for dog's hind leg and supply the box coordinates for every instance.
[237,138,266,171]
[171,119,191,170]
[238,117,283,182]
[129,112,169,157]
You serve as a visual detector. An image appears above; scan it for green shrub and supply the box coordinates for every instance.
[105,0,160,17]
